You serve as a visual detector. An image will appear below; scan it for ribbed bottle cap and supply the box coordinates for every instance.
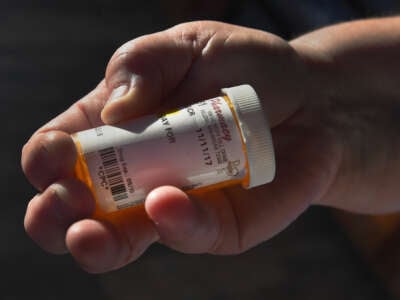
[221,84,275,188]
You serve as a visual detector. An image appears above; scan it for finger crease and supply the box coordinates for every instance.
[208,190,243,254]
[225,195,244,253]
[74,101,95,129]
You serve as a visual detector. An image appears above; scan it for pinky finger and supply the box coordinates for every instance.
[24,178,95,254]
[66,207,159,273]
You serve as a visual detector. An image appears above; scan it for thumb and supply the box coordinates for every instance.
[101,25,206,124]
[144,186,221,254]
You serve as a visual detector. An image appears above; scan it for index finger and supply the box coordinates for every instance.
[21,80,109,191]
[36,80,109,134]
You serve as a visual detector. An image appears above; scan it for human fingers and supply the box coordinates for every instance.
[22,131,76,191]
[145,186,225,253]
[102,21,307,127]
[66,207,158,273]
[21,81,109,191]
[24,178,95,254]
[101,21,219,124]
[23,135,159,273]
[143,123,341,255]
[36,80,109,134]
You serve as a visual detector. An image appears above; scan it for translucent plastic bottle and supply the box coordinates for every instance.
[72,85,275,213]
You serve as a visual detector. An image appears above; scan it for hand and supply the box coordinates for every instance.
[22,21,340,273]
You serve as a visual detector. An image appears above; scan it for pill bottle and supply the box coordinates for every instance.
[72,84,275,213]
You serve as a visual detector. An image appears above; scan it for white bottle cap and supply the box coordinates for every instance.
[222,84,275,188]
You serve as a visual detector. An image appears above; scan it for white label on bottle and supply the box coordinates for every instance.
[75,97,246,212]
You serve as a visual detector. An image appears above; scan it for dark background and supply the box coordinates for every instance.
[1,1,399,299]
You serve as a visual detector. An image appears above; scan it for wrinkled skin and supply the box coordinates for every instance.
[22,19,400,273]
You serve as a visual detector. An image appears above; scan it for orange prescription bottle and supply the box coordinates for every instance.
[72,85,275,213]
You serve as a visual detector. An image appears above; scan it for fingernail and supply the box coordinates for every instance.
[108,85,129,103]
[47,183,71,223]
[50,183,70,211]
[51,182,68,198]
[107,74,140,104]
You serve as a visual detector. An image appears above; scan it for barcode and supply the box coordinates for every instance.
[99,147,128,202]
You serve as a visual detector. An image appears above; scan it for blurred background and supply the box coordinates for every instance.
[2,0,400,299]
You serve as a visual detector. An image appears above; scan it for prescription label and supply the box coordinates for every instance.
[74,97,246,212]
